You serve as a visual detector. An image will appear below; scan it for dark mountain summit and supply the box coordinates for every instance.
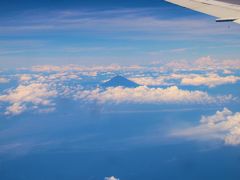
[102,75,140,88]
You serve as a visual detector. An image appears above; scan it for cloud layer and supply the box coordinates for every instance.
[131,73,240,87]
[0,63,238,116]
[0,83,57,115]
[130,76,168,86]
[181,74,240,87]
[172,108,240,145]
[75,86,232,104]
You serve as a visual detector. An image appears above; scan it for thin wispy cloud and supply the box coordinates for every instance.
[0,8,240,67]
[0,8,239,37]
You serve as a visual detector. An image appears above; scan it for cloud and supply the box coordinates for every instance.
[0,65,238,116]
[195,56,217,68]
[104,176,120,180]
[0,83,57,115]
[74,86,233,104]
[130,73,240,87]
[172,108,240,145]
[25,63,240,88]
[1,8,239,38]
[30,64,143,73]
[0,77,9,83]
[18,74,32,82]
[18,57,240,75]
[162,56,240,70]
[194,56,240,70]
[130,77,169,86]
[223,69,233,75]
[181,74,240,87]
[31,65,80,72]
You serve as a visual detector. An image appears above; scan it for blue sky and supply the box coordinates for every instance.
[0,1,240,180]
[1,0,240,68]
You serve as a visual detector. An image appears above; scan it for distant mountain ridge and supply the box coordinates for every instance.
[102,75,140,88]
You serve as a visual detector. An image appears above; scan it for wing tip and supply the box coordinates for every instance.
[234,19,240,24]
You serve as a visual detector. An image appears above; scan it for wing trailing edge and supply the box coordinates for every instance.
[166,0,240,24]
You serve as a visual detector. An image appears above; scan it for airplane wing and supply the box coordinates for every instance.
[165,0,240,24]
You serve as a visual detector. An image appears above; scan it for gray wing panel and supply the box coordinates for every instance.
[166,0,240,22]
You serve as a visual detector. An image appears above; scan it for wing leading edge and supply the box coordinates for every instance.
[166,0,240,24]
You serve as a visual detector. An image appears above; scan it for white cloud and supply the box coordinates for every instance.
[45,72,80,81]
[172,108,240,145]
[0,77,9,83]
[26,59,240,89]
[181,74,240,88]
[161,56,240,71]
[177,73,239,87]
[18,57,240,76]
[0,83,57,115]
[221,60,240,69]
[130,77,170,86]
[223,69,233,75]
[30,64,143,73]
[195,56,217,68]
[5,103,27,115]
[1,65,238,116]
[74,86,232,104]
[104,176,119,180]
[131,73,240,87]
[18,74,32,81]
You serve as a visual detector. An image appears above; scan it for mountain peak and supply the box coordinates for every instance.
[102,75,139,88]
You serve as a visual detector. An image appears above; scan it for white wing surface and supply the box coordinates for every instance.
[166,0,240,24]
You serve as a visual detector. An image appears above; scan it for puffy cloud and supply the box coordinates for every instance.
[223,69,233,75]
[172,108,240,145]
[0,83,57,115]
[221,60,240,69]
[181,74,240,87]
[194,57,240,70]
[5,103,27,115]
[0,66,238,115]
[195,56,216,68]
[0,77,9,83]
[164,60,190,70]
[104,176,119,180]
[130,72,240,87]
[18,74,32,81]
[42,72,80,81]
[18,73,81,85]
[130,77,170,86]
[74,86,232,104]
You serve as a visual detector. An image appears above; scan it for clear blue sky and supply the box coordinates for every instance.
[0,0,240,68]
